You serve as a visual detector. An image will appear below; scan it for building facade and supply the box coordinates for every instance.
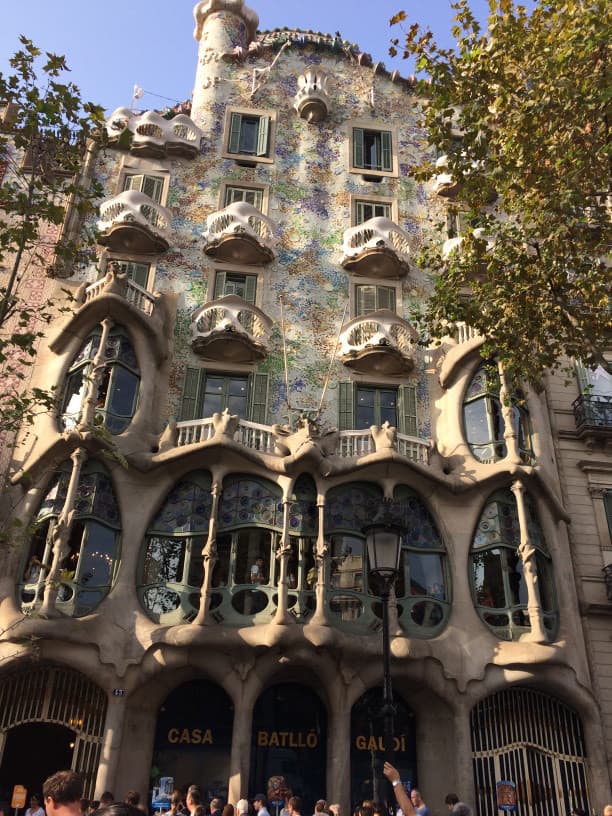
[0,1,610,814]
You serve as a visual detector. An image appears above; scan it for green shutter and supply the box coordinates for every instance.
[381,131,392,172]
[398,385,417,436]
[180,367,203,421]
[256,116,270,157]
[244,274,257,304]
[228,112,242,154]
[353,128,364,169]
[214,271,226,299]
[338,382,354,430]
[248,372,269,424]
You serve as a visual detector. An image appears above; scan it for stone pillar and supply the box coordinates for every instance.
[311,497,330,626]
[114,699,157,804]
[498,365,520,463]
[511,480,547,642]
[194,479,222,625]
[327,699,351,812]
[454,703,476,805]
[95,691,128,797]
[228,689,252,804]
[274,499,293,624]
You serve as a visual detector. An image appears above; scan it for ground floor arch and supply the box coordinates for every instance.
[0,663,107,797]
[152,679,234,802]
[471,687,591,816]
[250,683,327,816]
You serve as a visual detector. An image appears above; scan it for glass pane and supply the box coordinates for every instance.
[143,537,186,584]
[76,521,116,587]
[212,534,232,587]
[108,366,139,418]
[379,389,397,426]
[536,552,556,611]
[234,528,273,585]
[330,595,363,621]
[62,369,87,429]
[355,388,376,428]
[143,586,181,615]
[363,131,381,170]
[74,590,104,617]
[472,548,506,608]
[410,600,444,627]
[231,588,269,615]
[406,552,445,598]
[187,538,205,588]
[239,117,259,154]
[330,535,363,592]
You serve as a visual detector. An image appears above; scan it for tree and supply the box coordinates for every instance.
[0,36,104,437]
[390,0,610,385]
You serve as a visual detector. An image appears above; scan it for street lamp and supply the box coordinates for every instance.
[363,498,403,758]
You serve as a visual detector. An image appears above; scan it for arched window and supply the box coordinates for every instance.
[392,485,450,634]
[463,362,533,463]
[471,488,557,641]
[214,476,283,623]
[279,473,318,621]
[324,483,448,636]
[18,461,121,617]
[138,471,212,624]
[61,326,140,434]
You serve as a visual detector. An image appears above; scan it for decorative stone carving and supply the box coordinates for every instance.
[294,70,330,123]
[371,421,397,452]
[272,415,338,462]
[212,408,240,438]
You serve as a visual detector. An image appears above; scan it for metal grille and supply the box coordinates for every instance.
[471,688,590,816]
[0,665,107,797]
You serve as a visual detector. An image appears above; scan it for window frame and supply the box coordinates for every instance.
[338,381,417,436]
[348,120,399,179]
[352,281,400,317]
[222,108,276,164]
[179,367,269,425]
[351,194,397,225]
[220,181,269,213]
[120,171,168,204]
[206,262,264,309]
[105,257,154,291]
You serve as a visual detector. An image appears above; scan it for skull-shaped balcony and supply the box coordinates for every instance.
[97,190,172,254]
[293,69,330,123]
[191,294,273,363]
[432,154,461,198]
[104,107,202,159]
[204,201,277,265]
[342,217,411,278]
[338,310,418,375]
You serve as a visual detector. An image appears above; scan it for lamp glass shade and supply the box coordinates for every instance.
[365,524,402,578]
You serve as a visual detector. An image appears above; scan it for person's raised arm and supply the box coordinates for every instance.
[383,762,415,816]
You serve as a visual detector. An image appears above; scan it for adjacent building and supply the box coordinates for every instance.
[0,1,610,813]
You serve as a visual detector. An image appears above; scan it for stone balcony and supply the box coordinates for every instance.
[338,310,418,375]
[174,416,430,466]
[294,69,330,123]
[191,294,272,362]
[97,190,172,254]
[341,217,411,278]
[432,154,461,197]
[204,201,276,265]
[81,273,160,317]
[105,107,202,159]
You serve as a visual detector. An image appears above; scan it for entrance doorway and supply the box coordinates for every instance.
[0,723,74,801]
[250,683,327,816]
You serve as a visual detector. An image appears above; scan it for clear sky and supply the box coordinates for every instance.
[0,0,492,114]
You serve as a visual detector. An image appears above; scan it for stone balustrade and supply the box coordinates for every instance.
[83,276,158,316]
[98,190,172,240]
[205,201,277,263]
[190,295,272,361]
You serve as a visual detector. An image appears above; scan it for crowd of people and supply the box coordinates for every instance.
[2,768,610,816]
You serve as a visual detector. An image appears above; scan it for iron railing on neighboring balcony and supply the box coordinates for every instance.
[572,393,612,431]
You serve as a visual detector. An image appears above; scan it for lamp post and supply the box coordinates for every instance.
[363,499,403,759]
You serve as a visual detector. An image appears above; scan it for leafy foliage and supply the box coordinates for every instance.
[391,0,611,384]
[0,37,104,436]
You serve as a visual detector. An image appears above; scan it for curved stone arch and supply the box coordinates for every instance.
[0,662,107,796]
[470,684,592,816]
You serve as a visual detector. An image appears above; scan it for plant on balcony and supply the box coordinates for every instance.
[390,0,610,386]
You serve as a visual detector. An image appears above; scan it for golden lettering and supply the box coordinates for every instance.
[258,731,268,747]
[202,728,213,745]
[269,731,279,747]
[306,732,317,748]
[179,728,190,744]
[192,729,202,744]
[279,731,289,747]
[168,728,179,744]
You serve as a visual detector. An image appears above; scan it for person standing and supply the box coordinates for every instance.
[253,795,270,816]
[210,800,223,816]
[287,799,302,816]
[186,788,203,816]
[410,791,429,816]
[26,795,46,816]
[43,771,83,816]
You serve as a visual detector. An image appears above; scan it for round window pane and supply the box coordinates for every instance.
[329,594,363,621]
[410,600,443,627]
[144,586,181,614]
[231,589,268,615]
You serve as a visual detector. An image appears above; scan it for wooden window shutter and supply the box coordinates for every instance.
[244,274,257,304]
[575,361,591,394]
[228,112,243,154]
[381,131,392,171]
[338,382,354,430]
[142,175,163,203]
[256,116,270,157]
[122,173,143,192]
[179,367,203,421]
[353,128,365,169]
[248,372,269,424]
[377,285,396,312]
[398,385,417,436]
[214,271,226,299]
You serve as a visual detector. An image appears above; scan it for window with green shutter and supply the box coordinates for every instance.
[338,383,417,434]
[227,112,271,158]
[116,260,151,289]
[352,128,393,173]
[122,173,164,203]
[398,385,417,437]
[214,271,257,304]
[179,369,268,424]
[355,284,396,316]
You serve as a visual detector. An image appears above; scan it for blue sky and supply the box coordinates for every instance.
[0,0,492,114]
